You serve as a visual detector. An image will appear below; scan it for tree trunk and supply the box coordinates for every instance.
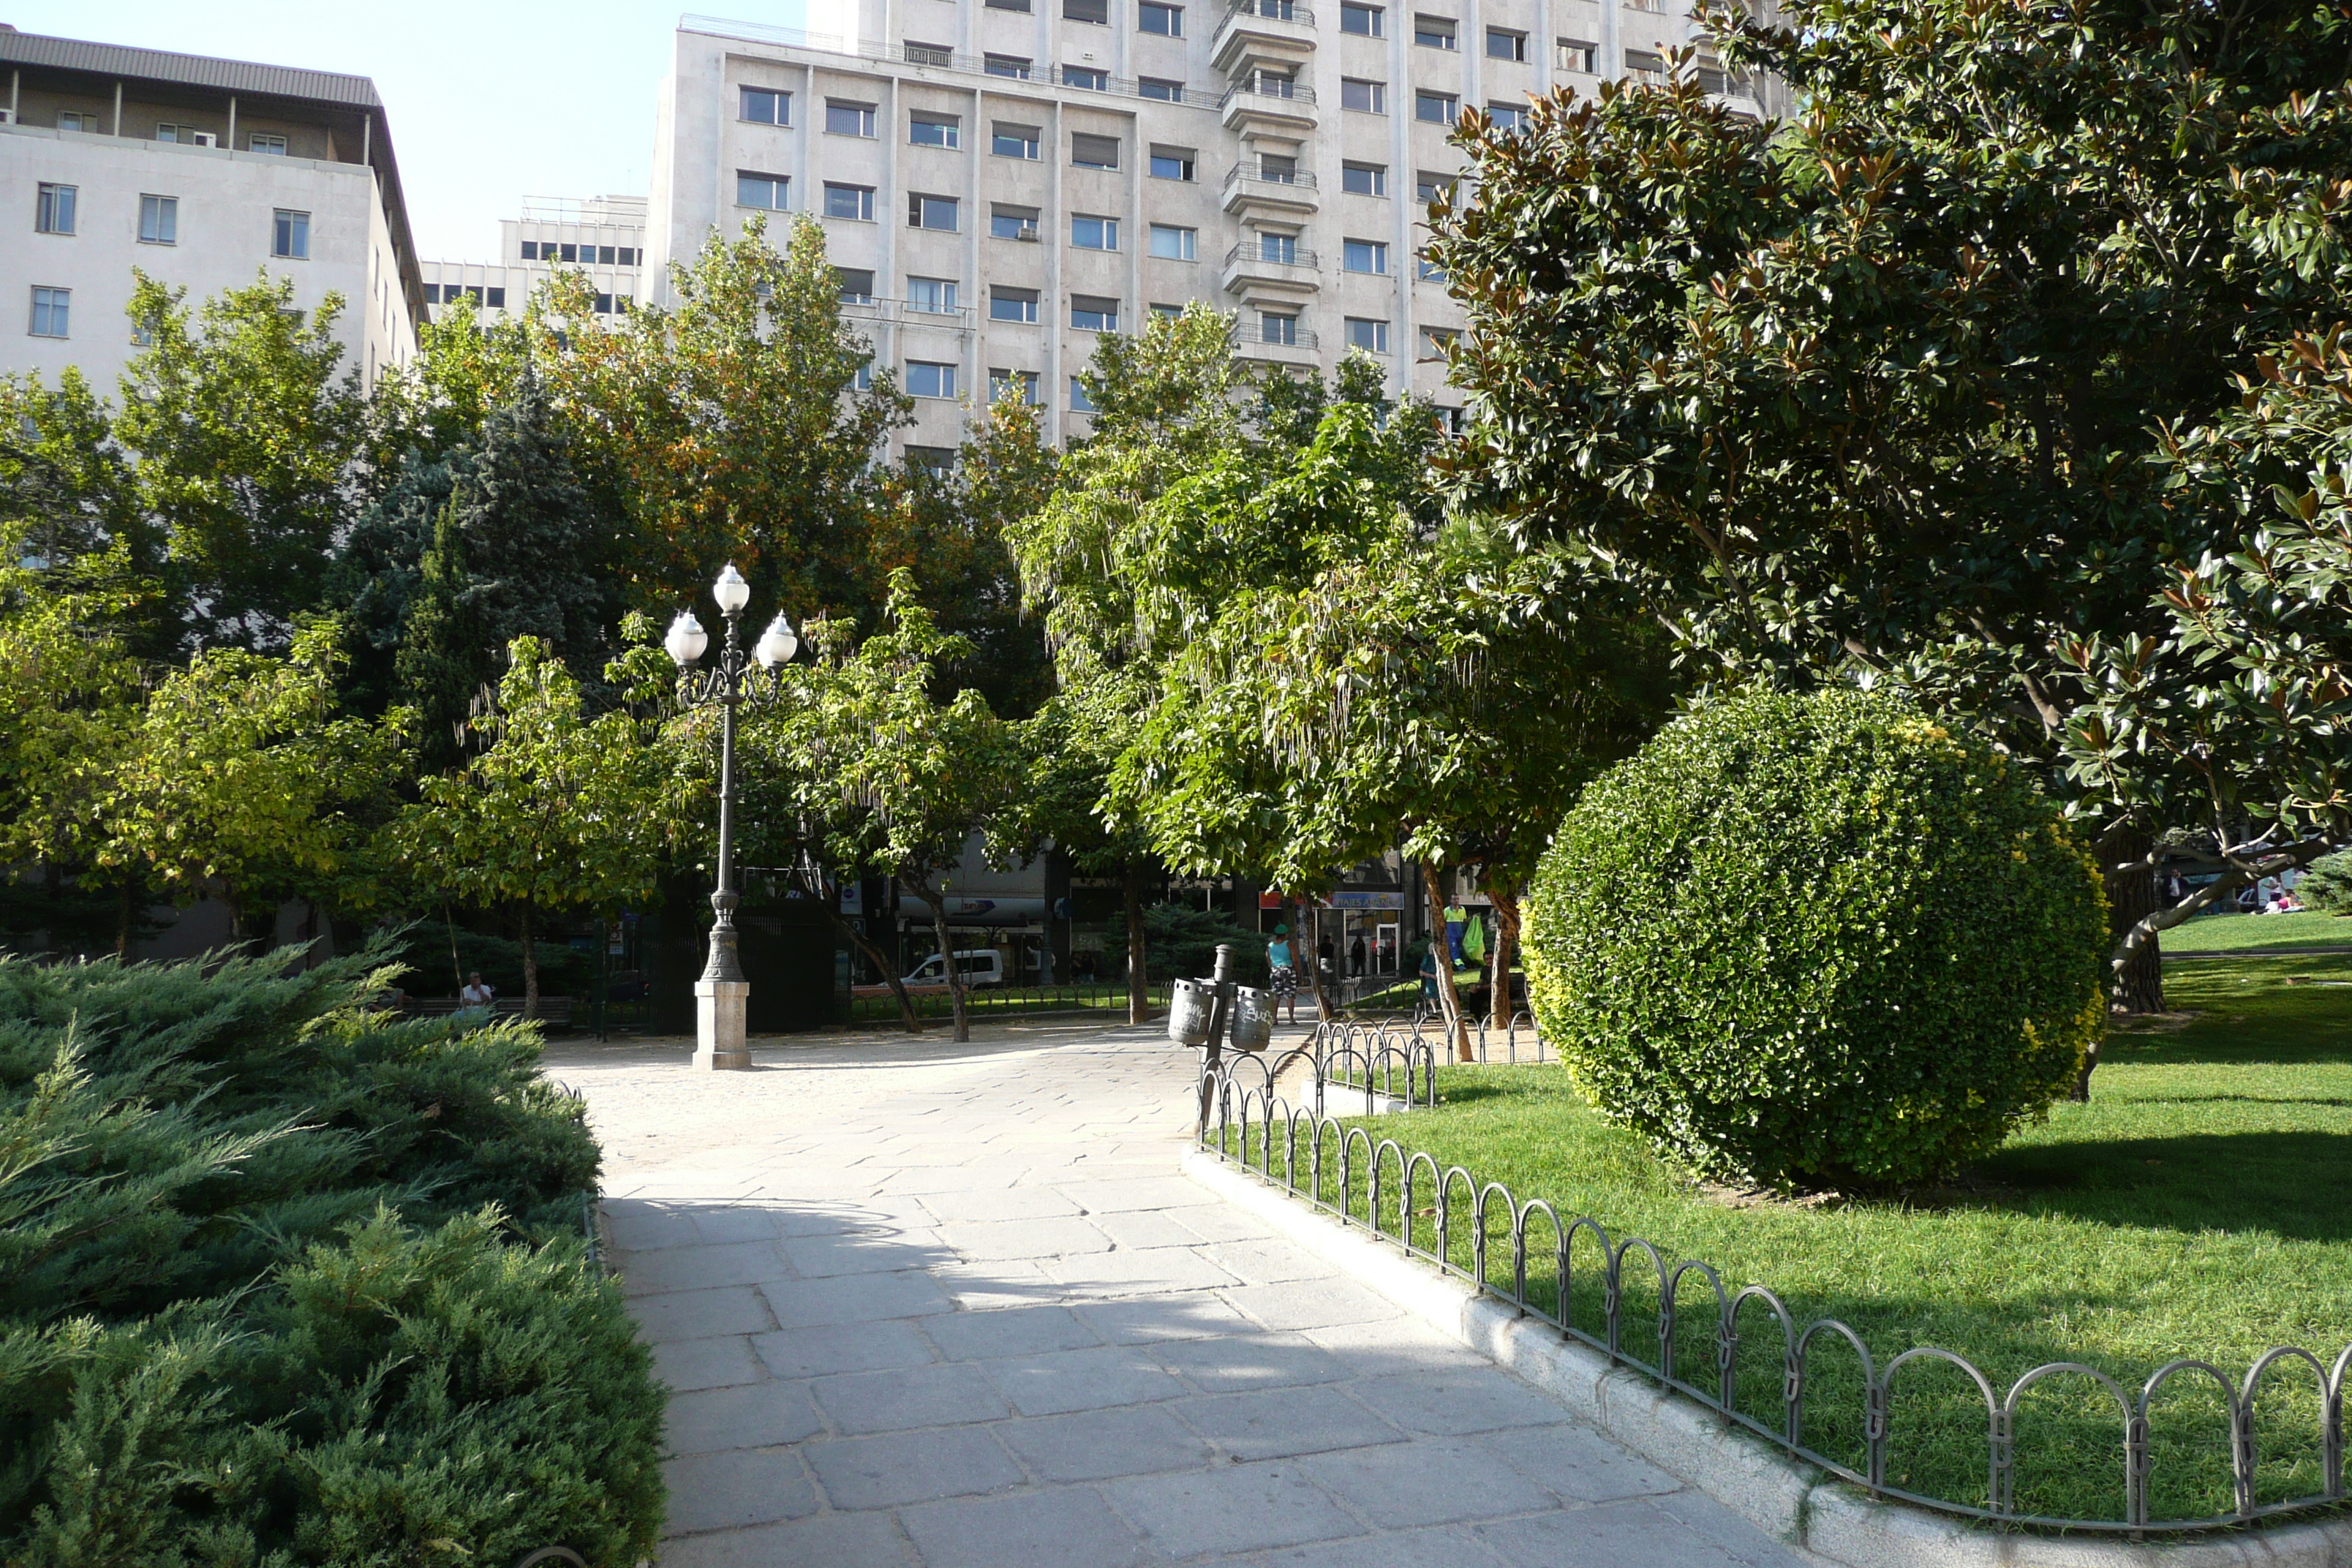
[2104,822,2163,1015]
[1420,862,1472,1062]
[1302,896,1334,1022]
[913,876,970,1042]
[1123,858,1150,1025]
[1487,887,1523,1034]
[519,900,540,1022]
[114,880,135,960]
[832,906,923,1032]
[445,905,464,994]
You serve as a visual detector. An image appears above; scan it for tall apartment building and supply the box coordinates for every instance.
[422,195,651,324]
[650,3,1767,455]
[0,26,423,393]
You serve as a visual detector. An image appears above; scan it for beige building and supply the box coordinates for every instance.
[0,26,423,393]
[649,4,1767,455]
[422,194,651,324]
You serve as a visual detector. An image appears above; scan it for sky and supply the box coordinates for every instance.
[7,1,805,259]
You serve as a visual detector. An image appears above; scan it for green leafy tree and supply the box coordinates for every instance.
[116,271,373,652]
[778,570,1020,1042]
[1432,0,2352,1009]
[399,638,670,1017]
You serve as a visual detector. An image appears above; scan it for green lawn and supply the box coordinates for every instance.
[2163,909,2352,952]
[1220,953,2352,1526]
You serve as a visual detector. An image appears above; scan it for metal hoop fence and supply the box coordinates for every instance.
[1196,1057,2351,1535]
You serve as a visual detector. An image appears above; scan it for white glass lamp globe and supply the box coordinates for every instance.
[712,563,753,615]
[665,610,709,666]
[755,614,799,668]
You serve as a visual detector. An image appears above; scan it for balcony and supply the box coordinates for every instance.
[1221,162,1319,219]
[839,297,977,331]
[1235,325,1321,361]
[1212,0,1318,78]
[1221,241,1321,299]
[1220,78,1318,135]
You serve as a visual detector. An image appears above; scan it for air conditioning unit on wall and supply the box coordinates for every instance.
[192,130,217,146]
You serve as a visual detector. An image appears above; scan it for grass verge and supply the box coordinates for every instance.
[1215,953,2352,1527]
[2163,910,2352,951]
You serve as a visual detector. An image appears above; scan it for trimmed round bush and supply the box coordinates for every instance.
[1523,688,2107,1192]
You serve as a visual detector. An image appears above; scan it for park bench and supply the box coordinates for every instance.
[399,995,575,1032]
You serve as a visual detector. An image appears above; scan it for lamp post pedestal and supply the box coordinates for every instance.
[693,979,751,1070]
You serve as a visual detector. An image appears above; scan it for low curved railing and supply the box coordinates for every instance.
[1196,1060,2351,1534]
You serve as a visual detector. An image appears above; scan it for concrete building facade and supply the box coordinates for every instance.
[0,26,423,394]
[649,4,1767,454]
[422,194,652,324]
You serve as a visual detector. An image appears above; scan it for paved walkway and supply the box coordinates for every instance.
[549,1020,1814,1568]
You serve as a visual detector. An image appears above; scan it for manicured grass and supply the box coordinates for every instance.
[2163,909,2352,952]
[1218,954,2352,1526]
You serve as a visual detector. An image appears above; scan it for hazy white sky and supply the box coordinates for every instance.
[8,1,807,259]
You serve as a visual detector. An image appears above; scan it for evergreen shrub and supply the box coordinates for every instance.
[0,946,665,1561]
[1523,689,2108,1192]
[2296,849,2352,913]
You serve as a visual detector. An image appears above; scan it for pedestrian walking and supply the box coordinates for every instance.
[1266,924,1300,1023]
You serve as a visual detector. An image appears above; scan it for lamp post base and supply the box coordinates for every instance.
[693,979,752,1070]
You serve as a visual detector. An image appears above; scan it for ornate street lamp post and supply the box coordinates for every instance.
[666,564,799,1070]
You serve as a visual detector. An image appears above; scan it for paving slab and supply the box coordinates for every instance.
[558,1022,1819,1568]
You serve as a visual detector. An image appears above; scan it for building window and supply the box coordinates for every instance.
[1071,376,1098,413]
[1071,133,1121,171]
[993,122,1042,158]
[1148,223,1196,260]
[521,241,539,259]
[1149,146,1196,181]
[1556,37,1597,72]
[1260,311,1298,346]
[987,0,1032,11]
[488,287,508,307]
[1420,325,1460,358]
[273,208,310,259]
[1240,0,1301,16]
[1342,162,1388,196]
[1417,169,1460,203]
[1341,1,1385,34]
[1139,0,1183,32]
[1487,101,1527,132]
[1343,238,1389,274]
[909,193,960,230]
[906,361,959,399]
[1259,231,1299,263]
[1486,26,1527,60]
[1414,14,1456,48]
[249,132,289,154]
[1071,214,1119,250]
[1624,48,1668,81]
[154,122,204,143]
[1063,65,1110,89]
[34,184,76,235]
[1250,69,1300,97]
[1345,316,1390,353]
[423,283,442,304]
[739,86,791,124]
[138,194,178,244]
[594,293,617,314]
[1341,78,1387,113]
[856,361,873,390]
[825,183,877,221]
[905,39,955,65]
[992,203,1042,240]
[1139,76,1186,100]
[826,100,878,136]
[908,276,959,314]
[1417,252,1447,280]
[1256,154,1300,182]
[56,110,91,132]
[1150,302,1185,319]
[1070,294,1120,331]
[910,113,961,148]
[986,54,1035,78]
[990,367,1043,404]
[991,286,1041,322]
[905,445,959,471]
[1066,0,1109,21]
[837,268,877,303]
[1416,90,1459,123]
[737,172,790,211]
[29,287,69,337]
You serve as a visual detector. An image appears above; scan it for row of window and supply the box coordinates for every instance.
[50,110,295,154]
[518,241,643,265]
[421,284,510,308]
[32,183,309,256]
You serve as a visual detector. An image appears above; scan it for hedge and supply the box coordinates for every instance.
[1523,688,2108,1192]
[0,946,666,1563]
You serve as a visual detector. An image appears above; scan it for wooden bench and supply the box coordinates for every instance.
[399,996,575,1031]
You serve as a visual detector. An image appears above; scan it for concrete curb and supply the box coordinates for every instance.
[1180,1147,2352,1568]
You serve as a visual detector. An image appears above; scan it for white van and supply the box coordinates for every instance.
[900,949,1006,989]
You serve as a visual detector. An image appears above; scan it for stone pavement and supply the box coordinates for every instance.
[547,1019,1817,1568]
